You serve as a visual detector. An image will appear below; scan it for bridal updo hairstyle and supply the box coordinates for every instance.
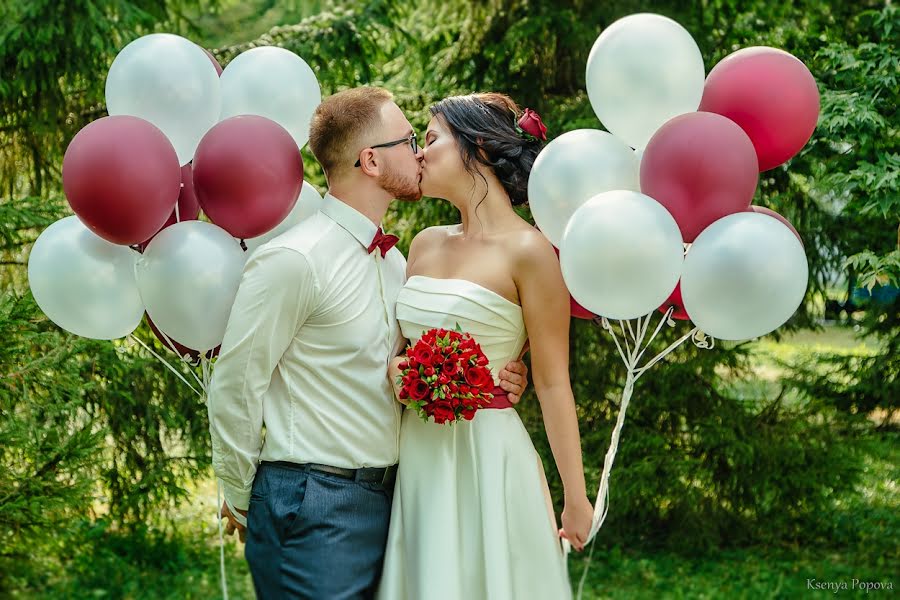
[429,93,544,206]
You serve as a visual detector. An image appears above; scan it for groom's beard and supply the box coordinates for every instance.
[378,165,422,202]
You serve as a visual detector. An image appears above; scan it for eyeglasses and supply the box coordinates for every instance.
[354,133,418,167]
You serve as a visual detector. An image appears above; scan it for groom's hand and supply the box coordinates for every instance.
[220,501,248,543]
[498,358,529,404]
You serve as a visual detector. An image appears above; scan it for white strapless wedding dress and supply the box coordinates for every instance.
[377,276,571,600]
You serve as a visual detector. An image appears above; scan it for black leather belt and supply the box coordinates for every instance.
[264,460,397,486]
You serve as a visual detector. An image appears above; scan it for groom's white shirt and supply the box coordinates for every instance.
[208,192,406,518]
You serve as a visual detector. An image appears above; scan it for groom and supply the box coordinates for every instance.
[208,86,529,599]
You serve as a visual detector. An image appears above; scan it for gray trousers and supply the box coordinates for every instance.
[245,461,395,599]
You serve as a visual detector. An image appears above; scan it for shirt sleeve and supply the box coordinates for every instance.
[207,246,318,511]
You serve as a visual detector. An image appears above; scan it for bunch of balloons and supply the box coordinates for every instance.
[28,34,324,359]
[531,13,816,341]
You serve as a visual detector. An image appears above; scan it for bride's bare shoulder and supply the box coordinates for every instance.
[409,225,456,260]
[507,225,556,261]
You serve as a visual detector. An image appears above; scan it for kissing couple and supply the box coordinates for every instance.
[209,86,593,599]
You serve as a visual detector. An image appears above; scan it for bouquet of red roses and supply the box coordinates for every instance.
[397,325,495,424]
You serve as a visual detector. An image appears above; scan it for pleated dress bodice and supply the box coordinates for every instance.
[395,275,528,385]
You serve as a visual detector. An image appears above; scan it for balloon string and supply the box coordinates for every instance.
[128,335,202,397]
[572,310,709,600]
[633,307,674,365]
[217,479,230,600]
[154,327,207,392]
[633,326,699,380]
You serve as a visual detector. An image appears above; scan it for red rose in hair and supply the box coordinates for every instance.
[517,108,548,141]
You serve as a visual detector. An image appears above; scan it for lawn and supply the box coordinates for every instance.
[26,326,897,599]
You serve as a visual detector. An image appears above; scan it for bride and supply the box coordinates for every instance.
[377,93,592,600]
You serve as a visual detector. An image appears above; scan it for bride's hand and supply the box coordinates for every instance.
[559,494,593,551]
[388,356,408,405]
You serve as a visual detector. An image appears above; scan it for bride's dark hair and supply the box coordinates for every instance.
[429,93,544,206]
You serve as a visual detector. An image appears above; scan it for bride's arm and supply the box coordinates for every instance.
[514,230,592,551]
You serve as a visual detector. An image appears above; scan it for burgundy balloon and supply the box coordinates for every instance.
[63,116,181,245]
[699,47,820,172]
[748,205,803,245]
[658,282,690,321]
[203,48,224,76]
[570,297,596,320]
[641,111,759,242]
[193,115,303,239]
[147,314,220,361]
[139,164,202,250]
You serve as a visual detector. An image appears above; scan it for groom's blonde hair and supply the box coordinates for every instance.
[308,86,393,179]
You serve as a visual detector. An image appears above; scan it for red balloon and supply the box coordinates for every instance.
[641,111,758,242]
[193,116,303,239]
[63,116,181,245]
[147,314,219,361]
[570,297,596,320]
[699,47,820,172]
[658,282,690,321]
[139,164,202,250]
[203,48,223,76]
[748,205,803,245]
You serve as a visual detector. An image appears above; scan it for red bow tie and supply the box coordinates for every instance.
[367,227,399,257]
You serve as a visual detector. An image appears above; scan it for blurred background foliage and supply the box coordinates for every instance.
[1,0,896,596]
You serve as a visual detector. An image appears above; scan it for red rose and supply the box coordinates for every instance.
[442,360,458,376]
[432,404,455,424]
[398,361,408,371]
[476,356,488,367]
[413,345,434,365]
[465,366,492,389]
[448,382,458,393]
[461,407,476,421]
[409,379,431,401]
[517,108,547,141]
[431,353,444,366]
[438,373,450,385]
[424,366,435,377]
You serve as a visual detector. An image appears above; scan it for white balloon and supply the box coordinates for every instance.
[220,47,321,149]
[106,33,222,165]
[529,129,640,246]
[559,190,684,320]
[586,13,705,149]
[28,216,144,339]
[136,221,245,351]
[244,181,324,253]
[681,212,808,341]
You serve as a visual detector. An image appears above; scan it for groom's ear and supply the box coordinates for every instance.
[358,149,381,177]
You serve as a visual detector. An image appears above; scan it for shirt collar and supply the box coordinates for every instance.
[320,192,380,249]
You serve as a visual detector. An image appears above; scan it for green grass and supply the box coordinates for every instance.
[16,325,896,598]
[569,429,898,599]
[33,427,893,599]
